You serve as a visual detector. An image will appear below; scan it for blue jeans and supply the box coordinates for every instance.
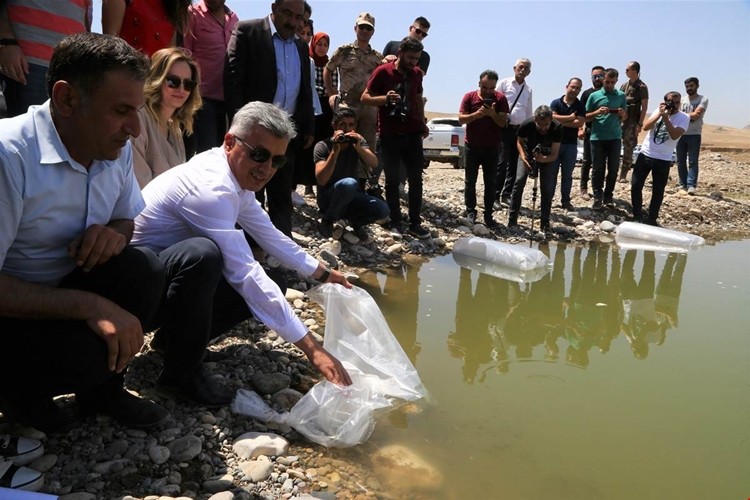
[508,158,558,226]
[464,145,498,219]
[2,63,49,117]
[676,134,701,188]
[380,133,425,225]
[193,98,228,153]
[317,177,390,227]
[631,153,671,222]
[591,138,621,201]
[555,142,578,205]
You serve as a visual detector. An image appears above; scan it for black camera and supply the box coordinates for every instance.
[664,100,676,112]
[529,144,551,178]
[334,134,358,144]
[482,98,494,108]
[387,83,408,121]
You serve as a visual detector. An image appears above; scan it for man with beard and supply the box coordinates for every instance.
[362,37,430,239]
[458,69,509,227]
[324,12,381,173]
[577,66,605,200]
[224,0,314,237]
[675,77,708,195]
[585,67,627,210]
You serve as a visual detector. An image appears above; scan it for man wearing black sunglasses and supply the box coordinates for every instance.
[382,16,431,76]
[324,12,382,182]
[630,91,689,227]
[225,0,314,237]
[133,102,353,407]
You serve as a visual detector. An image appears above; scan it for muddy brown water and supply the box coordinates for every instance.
[353,239,749,499]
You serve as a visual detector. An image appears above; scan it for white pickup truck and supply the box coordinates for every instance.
[423,117,466,169]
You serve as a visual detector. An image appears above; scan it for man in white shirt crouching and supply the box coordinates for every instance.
[133,101,353,407]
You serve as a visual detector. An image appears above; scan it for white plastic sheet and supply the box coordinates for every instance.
[615,222,704,253]
[232,284,427,448]
[452,251,550,283]
[453,237,550,271]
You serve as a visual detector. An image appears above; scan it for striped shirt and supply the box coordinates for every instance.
[6,0,89,67]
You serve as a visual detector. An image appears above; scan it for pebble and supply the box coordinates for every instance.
[349,244,374,257]
[148,445,170,465]
[208,492,235,500]
[284,288,305,301]
[203,474,234,493]
[232,432,289,459]
[599,220,616,232]
[271,388,303,410]
[239,456,274,482]
[251,373,291,394]
[166,435,202,462]
[371,444,443,493]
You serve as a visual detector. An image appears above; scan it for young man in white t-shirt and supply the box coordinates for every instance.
[630,91,690,226]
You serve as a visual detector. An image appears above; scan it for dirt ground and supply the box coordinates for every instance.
[421,114,750,244]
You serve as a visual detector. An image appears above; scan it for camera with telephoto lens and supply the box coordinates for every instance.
[663,99,676,112]
[387,83,408,121]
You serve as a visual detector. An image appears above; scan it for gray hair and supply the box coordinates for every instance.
[515,58,531,68]
[533,105,552,121]
[229,101,297,141]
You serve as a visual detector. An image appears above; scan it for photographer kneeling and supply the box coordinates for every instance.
[314,108,389,241]
[631,91,689,226]
[508,105,562,235]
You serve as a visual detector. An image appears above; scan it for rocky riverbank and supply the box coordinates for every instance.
[2,151,748,500]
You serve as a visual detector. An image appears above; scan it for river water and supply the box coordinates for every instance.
[353,239,750,499]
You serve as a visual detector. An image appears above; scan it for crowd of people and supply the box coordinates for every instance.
[0,0,708,492]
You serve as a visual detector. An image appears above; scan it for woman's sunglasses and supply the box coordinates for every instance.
[165,74,197,92]
[234,136,287,169]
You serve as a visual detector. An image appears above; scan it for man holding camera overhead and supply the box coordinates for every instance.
[458,69,509,228]
[630,92,689,227]
[507,105,561,236]
[314,108,389,241]
[361,36,430,239]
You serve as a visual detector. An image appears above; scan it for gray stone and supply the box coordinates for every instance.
[239,456,274,482]
[233,432,289,459]
[30,453,57,472]
[208,492,235,500]
[271,388,303,411]
[342,232,359,244]
[275,455,299,466]
[202,474,234,493]
[599,220,616,232]
[167,435,202,462]
[349,244,374,257]
[251,373,291,395]
[59,494,97,500]
[148,445,170,465]
[472,224,490,236]
[92,458,131,474]
[105,439,130,458]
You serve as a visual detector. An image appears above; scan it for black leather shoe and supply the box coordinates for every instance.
[78,388,169,429]
[0,396,79,435]
[157,366,235,408]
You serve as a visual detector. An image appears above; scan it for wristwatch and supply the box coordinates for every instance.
[0,38,19,49]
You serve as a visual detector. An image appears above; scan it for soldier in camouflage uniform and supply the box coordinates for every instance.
[619,61,649,183]
[323,12,382,180]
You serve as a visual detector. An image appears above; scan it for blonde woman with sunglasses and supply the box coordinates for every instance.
[133,47,202,188]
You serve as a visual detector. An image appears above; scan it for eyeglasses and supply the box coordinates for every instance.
[234,136,287,169]
[411,26,428,37]
[357,24,374,31]
[592,74,605,80]
[165,75,197,92]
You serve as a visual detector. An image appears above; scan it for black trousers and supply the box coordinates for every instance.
[496,125,519,200]
[0,246,164,409]
[257,137,301,237]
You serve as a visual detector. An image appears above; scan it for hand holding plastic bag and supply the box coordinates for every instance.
[232,284,427,447]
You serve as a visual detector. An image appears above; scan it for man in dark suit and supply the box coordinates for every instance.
[224,0,314,237]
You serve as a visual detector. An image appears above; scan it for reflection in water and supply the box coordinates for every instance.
[351,241,748,500]
[363,243,690,383]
